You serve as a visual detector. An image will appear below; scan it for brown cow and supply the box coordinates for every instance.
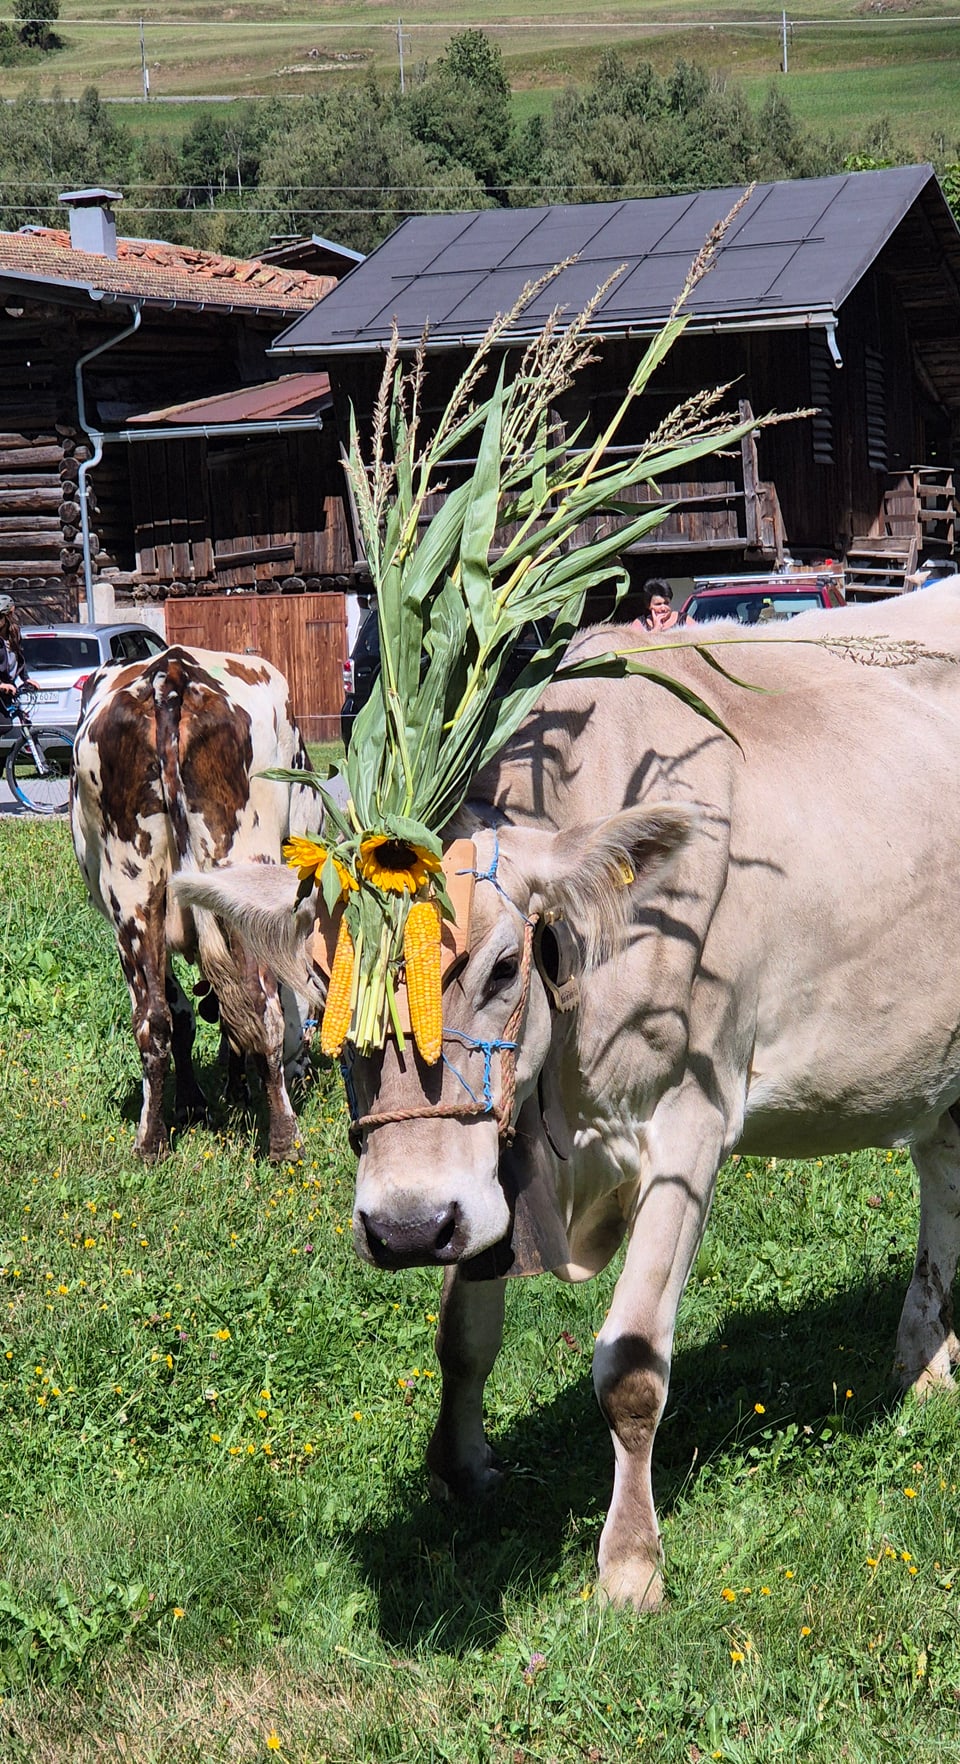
[71,644,319,1161]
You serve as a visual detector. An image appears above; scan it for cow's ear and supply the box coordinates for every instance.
[528,803,697,966]
[172,864,324,998]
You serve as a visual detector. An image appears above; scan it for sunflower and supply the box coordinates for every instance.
[282,835,326,882]
[359,834,441,895]
[283,835,357,896]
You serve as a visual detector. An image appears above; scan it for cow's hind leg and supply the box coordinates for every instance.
[592,1091,725,1610]
[895,1108,960,1394]
[165,964,210,1127]
[115,897,171,1162]
[427,1268,505,1501]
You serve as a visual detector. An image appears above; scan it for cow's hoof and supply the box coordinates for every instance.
[135,1136,169,1164]
[427,1442,503,1504]
[174,1092,211,1128]
[268,1132,304,1165]
[597,1556,664,1612]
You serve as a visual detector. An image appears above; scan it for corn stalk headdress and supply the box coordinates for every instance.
[275,208,789,1064]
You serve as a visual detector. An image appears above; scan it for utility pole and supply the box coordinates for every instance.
[140,16,150,99]
[397,17,405,94]
[781,8,788,72]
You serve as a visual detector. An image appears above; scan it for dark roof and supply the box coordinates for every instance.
[0,229,336,314]
[127,372,332,427]
[273,165,952,355]
[261,234,365,277]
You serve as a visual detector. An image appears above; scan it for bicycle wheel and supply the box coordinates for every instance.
[5,727,74,814]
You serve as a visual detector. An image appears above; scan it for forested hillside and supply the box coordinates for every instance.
[0,32,956,256]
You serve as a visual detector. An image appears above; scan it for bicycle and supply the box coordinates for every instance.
[2,685,74,814]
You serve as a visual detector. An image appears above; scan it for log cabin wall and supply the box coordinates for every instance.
[0,298,351,617]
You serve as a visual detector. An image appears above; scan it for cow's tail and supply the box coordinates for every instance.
[152,649,271,1050]
[152,650,193,863]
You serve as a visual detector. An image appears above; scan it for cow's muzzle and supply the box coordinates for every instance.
[358,1202,466,1269]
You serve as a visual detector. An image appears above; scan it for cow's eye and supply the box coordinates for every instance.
[483,954,519,1002]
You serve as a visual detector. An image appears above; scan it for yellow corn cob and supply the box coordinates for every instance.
[404,898,443,1064]
[320,915,355,1058]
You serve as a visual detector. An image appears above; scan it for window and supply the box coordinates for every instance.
[808,334,834,467]
[864,345,887,473]
[109,630,162,662]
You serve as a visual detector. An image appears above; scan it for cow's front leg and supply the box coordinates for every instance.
[165,965,210,1126]
[427,1268,506,1500]
[896,1108,960,1394]
[592,1092,726,1610]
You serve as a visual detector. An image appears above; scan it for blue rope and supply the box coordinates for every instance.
[444,1027,518,1114]
[458,831,534,925]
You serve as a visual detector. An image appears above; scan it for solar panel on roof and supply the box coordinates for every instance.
[270,165,946,354]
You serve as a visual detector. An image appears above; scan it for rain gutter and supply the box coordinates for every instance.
[272,305,842,357]
[75,302,143,624]
[103,416,325,443]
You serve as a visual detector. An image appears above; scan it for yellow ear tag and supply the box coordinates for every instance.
[617,861,635,887]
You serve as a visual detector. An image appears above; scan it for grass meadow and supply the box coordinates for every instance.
[0,812,959,1761]
[0,0,958,156]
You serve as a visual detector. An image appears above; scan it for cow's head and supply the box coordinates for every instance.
[173,801,693,1271]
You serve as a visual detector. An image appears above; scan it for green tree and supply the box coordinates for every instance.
[13,0,59,51]
[402,28,514,201]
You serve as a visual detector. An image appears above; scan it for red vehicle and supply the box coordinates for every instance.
[678,573,844,626]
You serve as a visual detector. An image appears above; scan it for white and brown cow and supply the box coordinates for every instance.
[71,644,318,1162]
[174,583,960,1609]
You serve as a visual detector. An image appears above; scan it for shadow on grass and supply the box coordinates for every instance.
[344,1272,911,1654]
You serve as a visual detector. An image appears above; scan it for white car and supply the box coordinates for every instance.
[18,622,167,737]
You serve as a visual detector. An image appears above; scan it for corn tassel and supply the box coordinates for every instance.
[404,898,443,1064]
[320,915,355,1057]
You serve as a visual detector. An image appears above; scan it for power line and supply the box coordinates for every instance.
[9,10,960,21]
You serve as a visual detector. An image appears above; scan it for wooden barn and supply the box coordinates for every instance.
[274,165,960,601]
[0,191,358,736]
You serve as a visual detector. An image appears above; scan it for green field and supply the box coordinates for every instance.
[0,0,958,155]
[0,814,959,1760]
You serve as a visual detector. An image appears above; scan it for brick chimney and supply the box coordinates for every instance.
[57,188,123,258]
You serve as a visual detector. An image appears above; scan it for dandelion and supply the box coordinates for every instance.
[908,1565,918,1576]
[784,1569,794,1579]
[215,1328,230,1342]
[760,1586,771,1596]
[353,1410,363,1422]
[754,1402,766,1414]
[211,1432,221,1443]
[730,1648,745,1664]
[303,1442,314,1454]
[579,1584,593,1601]
[800,1625,812,1637]
[902,1551,912,1563]
[172,1607,185,1619]
[266,1736,282,1753]
[721,1588,736,1603]
[904,1487,917,1499]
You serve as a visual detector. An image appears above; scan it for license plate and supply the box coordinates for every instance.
[32,690,59,705]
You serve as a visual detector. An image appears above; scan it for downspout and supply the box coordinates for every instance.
[74,302,143,622]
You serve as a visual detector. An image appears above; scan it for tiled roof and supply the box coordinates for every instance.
[0,228,336,312]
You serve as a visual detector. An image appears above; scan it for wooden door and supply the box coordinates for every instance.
[164,591,347,744]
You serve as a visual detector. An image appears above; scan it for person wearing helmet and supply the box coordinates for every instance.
[0,595,33,702]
